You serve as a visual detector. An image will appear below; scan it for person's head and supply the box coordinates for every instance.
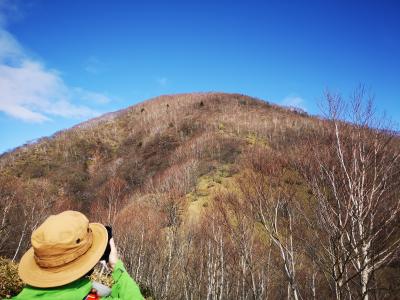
[18,210,108,288]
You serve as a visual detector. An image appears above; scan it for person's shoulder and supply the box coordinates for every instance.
[13,278,92,299]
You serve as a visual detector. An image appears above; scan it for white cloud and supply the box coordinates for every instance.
[281,95,307,111]
[0,10,110,123]
[0,29,23,62]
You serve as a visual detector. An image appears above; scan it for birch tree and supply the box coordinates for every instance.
[307,88,400,299]
[0,177,16,255]
[237,166,302,300]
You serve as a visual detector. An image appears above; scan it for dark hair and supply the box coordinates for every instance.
[100,226,113,261]
[84,268,94,278]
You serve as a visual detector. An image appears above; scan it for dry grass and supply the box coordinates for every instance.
[0,257,23,299]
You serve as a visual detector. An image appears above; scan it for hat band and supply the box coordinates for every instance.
[34,229,93,268]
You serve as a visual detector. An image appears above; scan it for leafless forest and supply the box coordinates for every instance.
[1,92,399,299]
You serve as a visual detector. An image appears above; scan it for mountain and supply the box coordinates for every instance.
[1,92,399,299]
[0,92,311,218]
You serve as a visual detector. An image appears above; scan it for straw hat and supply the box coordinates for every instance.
[18,211,108,288]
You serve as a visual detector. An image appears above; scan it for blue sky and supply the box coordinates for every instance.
[0,0,399,154]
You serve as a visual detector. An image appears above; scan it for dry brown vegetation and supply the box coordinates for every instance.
[0,92,399,299]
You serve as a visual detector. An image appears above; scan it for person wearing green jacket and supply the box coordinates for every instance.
[13,211,144,299]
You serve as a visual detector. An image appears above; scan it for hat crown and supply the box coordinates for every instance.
[32,211,88,247]
[32,211,93,268]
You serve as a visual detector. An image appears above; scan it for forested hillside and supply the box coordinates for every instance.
[1,92,399,299]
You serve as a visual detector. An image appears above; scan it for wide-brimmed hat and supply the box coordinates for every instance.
[18,210,108,288]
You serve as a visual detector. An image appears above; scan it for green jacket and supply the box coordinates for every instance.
[13,260,144,299]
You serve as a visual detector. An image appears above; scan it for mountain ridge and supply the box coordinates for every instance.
[1,92,306,156]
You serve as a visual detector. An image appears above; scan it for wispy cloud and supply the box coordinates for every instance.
[156,77,168,87]
[281,95,307,111]
[73,88,111,104]
[0,5,110,123]
[0,0,22,27]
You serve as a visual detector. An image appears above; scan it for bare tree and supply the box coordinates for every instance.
[12,182,55,261]
[95,177,127,225]
[0,179,16,255]
[236,165,302,300]
[216,191,269,300]
[306,88,400,299]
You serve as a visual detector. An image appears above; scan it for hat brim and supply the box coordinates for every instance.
[18,223,108,288]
